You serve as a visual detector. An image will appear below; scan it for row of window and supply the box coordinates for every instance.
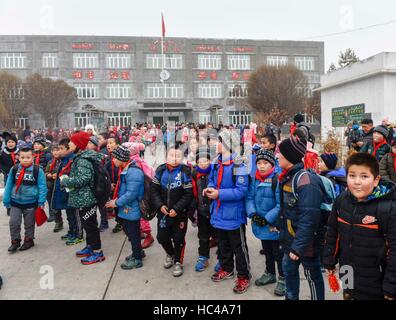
[0,52,317,71]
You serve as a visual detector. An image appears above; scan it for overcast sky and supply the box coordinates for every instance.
[1,0,396,71]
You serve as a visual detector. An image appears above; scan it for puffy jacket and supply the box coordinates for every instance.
[379,153,396,183]
[323,181,396,299]
[278,163,326,258]
[3,164,47,208]
[61,150,104,209]
[105,154,120,184]
[322,167,347,197]
[45,159,59,193]
[360,141,391,162]
[33,149,51,169]
[245,171,280,240]
[0,147,18,176]
[150,164,193,223]
[52,153,75,210]
[360,127,374,146]
[116,163,144,221]
[208,154,249,231]
[191,167,211,219]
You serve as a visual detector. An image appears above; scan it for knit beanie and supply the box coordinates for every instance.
[293,113,304,124]
[5,135,18,145]
[112,145,131,162]
[89,136,99,147]
[70,131,91,151]
[278,136,307,165]
[33,137,47,148]
[122,142,145,156]
[373,125,389,139]
[256,148,276,167]
[320,153,338,170]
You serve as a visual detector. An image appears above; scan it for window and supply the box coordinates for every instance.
[0,53,26,69]
[106,84,132,99]
[296,85,315,98]
[304,72,320,84]
[146,83,184,99]
[105,54,132,69]
[228,83,248,97]
[9,85,25,100]
[295,56,315,71]
[15,115,28,129]
[74,112,89,128]
[73,53,98,68]
[199,112,211,124]
[229,111,252,125]
[146,54,183,69]
[227,55,250,70]
[197,54,221,70]
[267,56,288,67]
[42,53,58,68]
[107,112,132,127]
[198,83,222,98]
[74,84,99,99]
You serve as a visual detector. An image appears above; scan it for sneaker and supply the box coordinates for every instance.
[53,222,63,233]
[126,250,146,261]
[141,233,154,249]
[211,269,235,282]
[233,277,250,294]
[19,238,34,251]
[195,256,209,272]
[61,232,73,240]
[66,237,84,246]
[164,255,174,269]
[121,258,143,270]
[76,246,93,258]
[47,214,55,223]
[274,276,286,297]
[255,272,276,286]
[214,260,221,273]
[112,223,123,233]
[81,251,105,265]
[8,239,21,253]
[99,223,109,232]
[173,262,183,277]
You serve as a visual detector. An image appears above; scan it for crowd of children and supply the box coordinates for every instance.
[1,117,396,300]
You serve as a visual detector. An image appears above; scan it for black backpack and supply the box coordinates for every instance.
[86,158,112,208]
[11,164,39,185]
[298,123,315,146]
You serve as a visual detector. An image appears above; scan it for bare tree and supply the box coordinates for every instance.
[255,107,288,129]
[247,65,308,117]
[25,74,77,128]
[304,89,321,123]
[0,72,25,129]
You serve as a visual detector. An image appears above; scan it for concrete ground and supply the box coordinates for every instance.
[0,144,342,300]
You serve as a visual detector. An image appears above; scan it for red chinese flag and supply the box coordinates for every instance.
[161,13,166,37]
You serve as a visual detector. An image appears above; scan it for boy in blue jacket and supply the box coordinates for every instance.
[204,129,250,294]
[245,149,285,296]
[3,147,47,252]
[106,145,145,270]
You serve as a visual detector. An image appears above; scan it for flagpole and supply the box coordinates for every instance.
[161,13,166,126]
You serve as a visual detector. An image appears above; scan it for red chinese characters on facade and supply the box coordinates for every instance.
[195,45,221,52]
[121,71,130,80]
[109,71,131,80]
[232,47,254,53]
[231,72,240,80]
[242,72,250,81]
[210,71,217,80]
[72,43,94,50]
[109,72,119,80]
[197,71,218,80]
[149,40,181,53]
[198,71,207,80]
[107,43,131,51]
[72,71,83,79]
[86,71,94,80]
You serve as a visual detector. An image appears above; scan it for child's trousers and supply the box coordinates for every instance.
[9,206,36,240]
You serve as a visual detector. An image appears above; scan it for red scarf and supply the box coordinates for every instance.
[10,151,17,165]
[166,164,179,172]
[59,159,73,176]
[113,161,131,200]
[15,165,31,193]
[49,159,58,173]
[255,167,275,182]
[392,153,396,172]
[34,151,43,165]
[373,140,387,157]
[278,167,292,182]
[216,158,233,211]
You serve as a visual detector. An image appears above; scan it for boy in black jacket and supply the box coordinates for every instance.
[150,145,193,277]
[323,153,396,300]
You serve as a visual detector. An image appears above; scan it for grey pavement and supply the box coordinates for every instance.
[0,145,342,300]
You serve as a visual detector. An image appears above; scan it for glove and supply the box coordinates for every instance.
[252,214,267,227]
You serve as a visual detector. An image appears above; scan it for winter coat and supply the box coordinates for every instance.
[3,164,47,209]
[33,149,52,169]
[191,168,211,219]
[360,141,391,162]
[208,154,249,231]
[116,163,145,221]
[52,153,75,210]
[322,181,396,299]
[61,150,104,209]
[322,167,347,197]
[379,153,396,183]
[0,147,18,176]
[150,164,193,224]
[278,163,326,258]
[245,171,280,240]
[360,128,374,148]
[45,159,59,193]
[105,154,120,184]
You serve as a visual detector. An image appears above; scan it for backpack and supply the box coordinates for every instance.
[11,164,39,184]
[325,174,347,197]
[85,158,112,208]
[298,124,316,146]
[291,169,336,212]
[349,129,362,144]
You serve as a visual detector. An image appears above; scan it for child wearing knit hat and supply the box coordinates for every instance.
[245,148,285,296]
[277,136,326,300]
[360,125,391,162]
[319,153,347,197]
